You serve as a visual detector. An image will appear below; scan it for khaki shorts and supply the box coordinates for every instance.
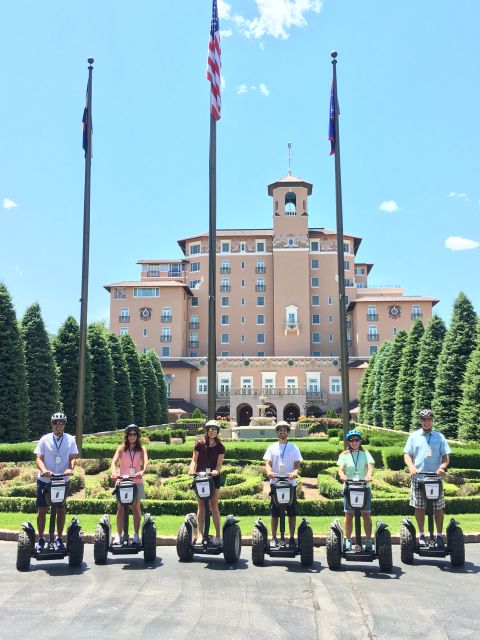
[409,481,445,510]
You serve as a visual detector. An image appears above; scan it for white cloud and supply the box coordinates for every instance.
[237,84,248,94]
[220,29,233,37]
[220,75,226,90]
[232,0,322,40]
[448,192,469,202]
[379,200,400,213]
[218,0,232,20]
[15,266,23,276]
[3,198,18,210]
[445,236,479,251]
[259,83,270,96]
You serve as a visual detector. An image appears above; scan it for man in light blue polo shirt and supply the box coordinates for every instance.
[404,409,451,547]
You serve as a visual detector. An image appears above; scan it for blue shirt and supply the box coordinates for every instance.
[403,428,451,474]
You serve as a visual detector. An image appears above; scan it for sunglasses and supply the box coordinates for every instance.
[52,421,65,425]
[127,432,138,436]
[348,438,361,443]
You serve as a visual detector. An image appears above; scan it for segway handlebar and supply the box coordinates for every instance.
[345,479,367,485]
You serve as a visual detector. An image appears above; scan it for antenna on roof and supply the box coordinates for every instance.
[287,141,292,176]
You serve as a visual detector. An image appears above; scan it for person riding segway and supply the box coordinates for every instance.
[176,420,242,563]
[326,429,392,572]
[16,412,84,571]
[400,409,464,566]
[93,425,156,563]
[251,421,314,566]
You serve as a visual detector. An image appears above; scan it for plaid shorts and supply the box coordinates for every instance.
[409,480,445,510]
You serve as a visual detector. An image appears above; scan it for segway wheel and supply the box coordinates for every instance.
[143,522,157,563]
[449,526,465,567]
[377,528,393,573]
[300,525,314,567]
[399,523,415,565]
[176,523,194,562]
[16,530,32,572]
[93,524,108,565]
[68,528,84,567]
[223,523,242,564]
[326,529,341,570]
[251,527,265,566]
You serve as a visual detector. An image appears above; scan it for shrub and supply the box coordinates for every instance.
[76,458,110,475]
[147,430,171,444]
[0,464,21,481]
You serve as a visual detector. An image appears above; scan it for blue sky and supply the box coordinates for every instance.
[1,0,479,334]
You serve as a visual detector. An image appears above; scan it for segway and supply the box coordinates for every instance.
[93,477,156,563]
[16,474,84,571]
[251,475,314,566]
[176,471,242,563]
[326,480,392,572]
[400,472,465,566]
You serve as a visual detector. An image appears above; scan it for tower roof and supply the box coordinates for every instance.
[267,175,313,196]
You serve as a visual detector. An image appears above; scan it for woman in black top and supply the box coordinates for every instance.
[188,420,225,544]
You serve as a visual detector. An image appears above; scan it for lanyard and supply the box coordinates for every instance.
[279,443,289,462]
[350,450,361,471]
[426,432,432,446]
[53,434,64,452]
[129,450,137,467]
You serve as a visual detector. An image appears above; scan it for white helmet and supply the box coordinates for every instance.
[51,412,67,423]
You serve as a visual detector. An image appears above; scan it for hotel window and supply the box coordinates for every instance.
[329,334,334,342]
[143,328,147,337]
[221,351,229,357]
[329,376,341,393]
[311,296,320,306]
[256,260,265,273]
[343,242,350,254]
[241,316,245,324]
[119,327,128,336]
[190,279,200,289]
[191,296,199,307]
[220,278,230,291]
[241,377,253,391]
[221,315,229,325]
[344,260,350,271]
[257,333,265,344]
[162,306,172,321]
[190,262,200,272]
[329,315,333,323]
[221,296,229,307]
[312,314,320,324]
[120,307,129,320]
[345,295,349,305]
[311,259,319,269]
[257,351,265,357]
[312,351,321,357]
[161,346,170,357]
[257,296,265,306]
[221,240,231,253]
[241,298,245,305]
[310,240,319,252]
[241,261,245,269]
[256,240,265,252]
[161,328,171,341]
[190,352,197,357]
[239,242,246,252]
[220,261,230,274]
[393,327,398,336]
[189,243,201,255]
[306,374,320,393]
[133,287,159,297]
[218,376,231,394]
[241,279,245,287]
[256,279,265,291]
[312,332,321,343]
[164,373,172,397]
[285,191,296,215]
[328,296,333,305]
[241,335,245,343]
[257,314,265,325]
[114,288,126,299]
[311,277,319,288]
[412,304,422,319]
[355,267,365,275]
[369,346,378,355]
[197,377,208,394]
[285,377,298,390]
[221,333,229,344]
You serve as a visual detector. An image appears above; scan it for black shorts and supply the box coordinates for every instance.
[212,475,221,490]
[36,479,68,508]
[269,486,297,518]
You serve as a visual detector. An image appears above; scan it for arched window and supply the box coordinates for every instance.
[285,191,296,215]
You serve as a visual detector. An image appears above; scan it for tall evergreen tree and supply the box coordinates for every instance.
[380,330,408,429]
[107,332,133,428]
[433,292,477,438]
[458,319,480,440]
[146,350,169,424]
[361,352,377,424]
[372,341,392,427]
[412,315,447,429]
[393,319,425,431]
[356,359,371,423]
[21,303,60,438]
[140,353,161,426]
[0,283,28,442]
[121,334,146,427]
[88,323,117,431]
[53,316,93,434]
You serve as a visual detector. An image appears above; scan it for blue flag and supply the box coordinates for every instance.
[328,81,335,155]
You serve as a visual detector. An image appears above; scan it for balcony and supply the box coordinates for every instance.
[229,387,305,397]
[168,270,182,278]
[216,390,230,399]
[366,313,378,321]
[220,285,231,292]
[220,267,231,274]
[118,315,130,323]
[284,321,300,335]
[306,390,325,400]
[189,321,200,329]
[161,315,172,323]
[146,270,162,277]
[160,335,172,343]
[411,312,423,320]
[255,284,266,292]
[367,333,380,342]
[188,340,200,348]
[344,279,355,287]
[255,266,266,274]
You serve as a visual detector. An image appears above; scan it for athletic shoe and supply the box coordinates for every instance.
[271,538,278,548]
[364,540,373,552]
[113,534,122,545]
[418,535,428,547]
[344,538,352,551]
[289,537,296,549]
[435,535,445,548]
[36,537,46,551]
[132,533,141,545]
[55,537,65,550]
[213,537,222,545]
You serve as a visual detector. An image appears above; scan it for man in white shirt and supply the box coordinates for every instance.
[263,421,303,548]
[34,412,78,550]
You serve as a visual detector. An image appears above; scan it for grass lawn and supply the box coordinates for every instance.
[1,512,478,536]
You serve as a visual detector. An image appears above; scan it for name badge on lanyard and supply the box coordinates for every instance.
[53,434,64,468]
[279,443,288,472]
[55,456,61,465]
[129,450,137,477]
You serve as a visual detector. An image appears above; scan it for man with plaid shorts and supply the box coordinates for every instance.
[404,409,451,547]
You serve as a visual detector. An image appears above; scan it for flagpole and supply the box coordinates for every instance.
[331,51,350,440]
[207,113,217,420]
[75,57,94,454]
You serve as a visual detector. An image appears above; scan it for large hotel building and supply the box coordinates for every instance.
[106,174,437,424]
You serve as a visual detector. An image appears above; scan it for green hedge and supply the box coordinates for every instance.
[382,446,480,471]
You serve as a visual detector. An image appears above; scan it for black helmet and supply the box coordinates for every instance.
[418,409,434,419]
[275,420,291,433]
[125,424,141,435]
[51,412,67,424]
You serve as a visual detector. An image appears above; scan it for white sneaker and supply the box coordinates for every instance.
[113,534,121,545]
[132,533,141,545]
[213,537,222,545]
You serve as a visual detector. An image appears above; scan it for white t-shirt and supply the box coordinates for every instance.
[34,432,79,483]
[263,441,303,486]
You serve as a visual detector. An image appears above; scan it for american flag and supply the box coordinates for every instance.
[207,0,221,121]
[328,81,335,155]
[82,83,92,157]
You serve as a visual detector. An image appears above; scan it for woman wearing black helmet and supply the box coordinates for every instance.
[188,420,225,544]
[110,425,148,545]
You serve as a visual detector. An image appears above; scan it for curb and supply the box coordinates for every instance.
[2,529,480,546]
